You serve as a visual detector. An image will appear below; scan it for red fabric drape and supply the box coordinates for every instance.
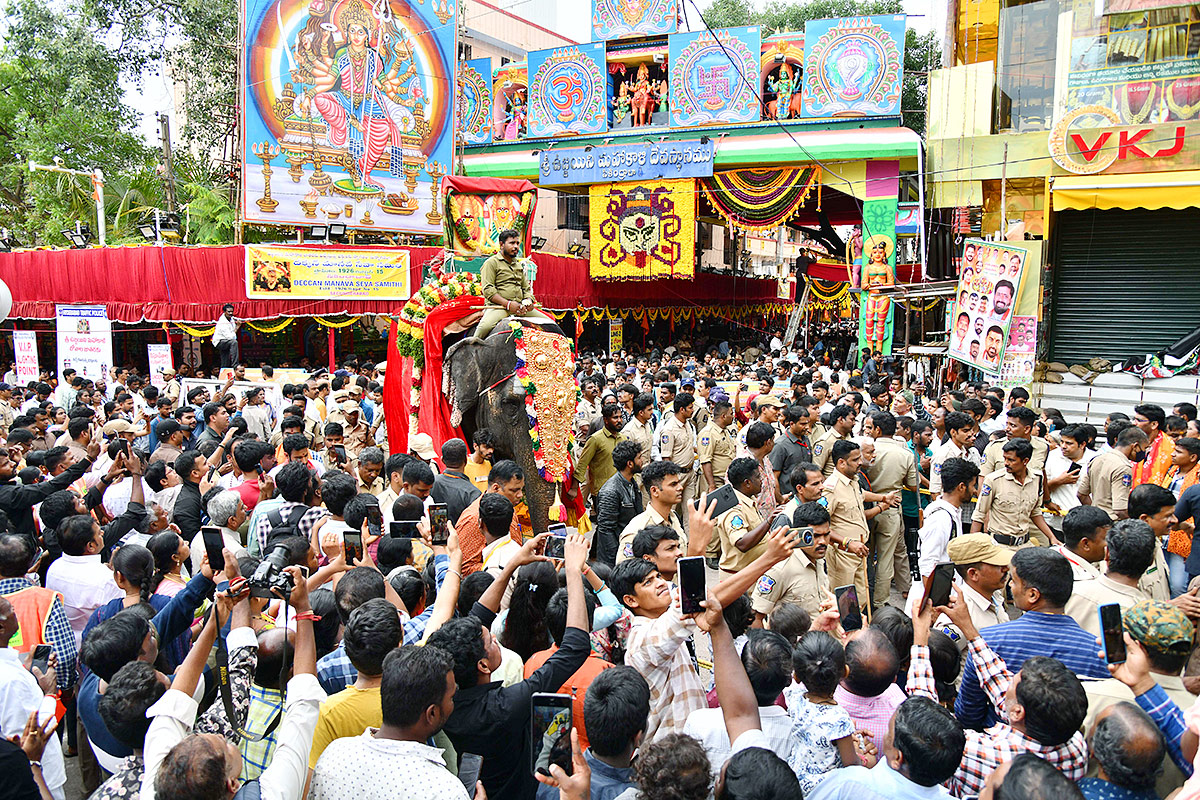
[0,245,788,321]
[382,318,408,456]
[416,295,484,450]
[0,245,442,322]
[530,253,787,310]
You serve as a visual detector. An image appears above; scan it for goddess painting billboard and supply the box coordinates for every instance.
[802,15,905,118]
[240,0,455,233]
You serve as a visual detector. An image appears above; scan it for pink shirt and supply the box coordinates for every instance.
[833,682,906,745]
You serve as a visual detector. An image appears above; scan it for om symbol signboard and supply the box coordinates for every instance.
[527,43,609,138]
[669,27,761,127]
[802,15,905,119]
[240,0,456,233]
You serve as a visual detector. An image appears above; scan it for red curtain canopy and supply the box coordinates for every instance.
[0,244,788,323]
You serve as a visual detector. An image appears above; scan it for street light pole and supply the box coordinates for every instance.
[28,160,107,246]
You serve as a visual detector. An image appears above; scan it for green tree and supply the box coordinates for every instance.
[702,0,937,135]
[0,0,153,245]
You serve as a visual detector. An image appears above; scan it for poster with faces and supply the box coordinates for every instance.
[991,316,1037,388]
[947,239,1029,372]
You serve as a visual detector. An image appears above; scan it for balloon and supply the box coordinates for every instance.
[0,278,11,323]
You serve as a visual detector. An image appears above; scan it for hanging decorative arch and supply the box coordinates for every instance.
[700,167,820,231]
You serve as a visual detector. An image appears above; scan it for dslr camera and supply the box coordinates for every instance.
[249,543,294,600]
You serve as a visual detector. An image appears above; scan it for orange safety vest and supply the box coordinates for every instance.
[3,585,61,654]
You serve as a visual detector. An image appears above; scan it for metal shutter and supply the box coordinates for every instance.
[1050,208,1200,364]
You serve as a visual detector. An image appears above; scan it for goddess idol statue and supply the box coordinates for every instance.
[306,0,419,190]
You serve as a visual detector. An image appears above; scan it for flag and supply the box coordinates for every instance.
[382,317,409,455]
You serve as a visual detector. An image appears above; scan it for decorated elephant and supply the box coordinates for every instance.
[443,321,579,532]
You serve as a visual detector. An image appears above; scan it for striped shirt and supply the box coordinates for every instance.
[0,576,78,690]
[912,641,1089,797]
[626,605,706,743]
[956,610,1109,728]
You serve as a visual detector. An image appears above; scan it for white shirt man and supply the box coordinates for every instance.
[212,312,237,347]
[45,547,124,648]
[1044,441,1096,531]
[0,644,67,800]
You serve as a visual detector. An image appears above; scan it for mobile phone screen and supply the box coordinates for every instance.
[678,556,706,615]
[389,520,419,539]
[365,505,382,539]
[544,533,566,561]
[31,644,52,675]
[201,526,226,573]
[458,753,483,794]
[925,562,956,610]
[330,445,347,463]
[343,530,364,563]
[835,585,862,631]
[429,504,450,546]
[1100,603,1126,664]
[531,693,573,776]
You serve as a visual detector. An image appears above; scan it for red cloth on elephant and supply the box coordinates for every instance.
[383,318,409,456]
[418,295,485,451]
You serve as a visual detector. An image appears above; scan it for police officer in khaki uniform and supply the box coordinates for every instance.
[981,406,1049,475]
[813,404,856,477]
[714,457,772,573]
[1078,426,1147,520]
[972,438,1057,548]
[866,412,920,609]
[660,393,698,531]
[698,400,736,492]
[751,500,832,622]
[821,438,899,610]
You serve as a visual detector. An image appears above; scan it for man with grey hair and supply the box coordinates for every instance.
[353,446,385,497]
[190,489,248,574]
[1065,518,1154,638]
[1080,702,1166,799]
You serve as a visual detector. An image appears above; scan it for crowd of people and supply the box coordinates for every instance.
[3,335,1200,800]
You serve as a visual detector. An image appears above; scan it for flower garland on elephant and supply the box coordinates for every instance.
[396,271,482,365]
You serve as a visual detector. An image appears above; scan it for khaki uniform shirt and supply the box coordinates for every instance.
[933,583,1008,654]
[982,435,1049,475]
[660,415,696,470]
[697,422,736,487]
[480,253,532,306]
[715,489,766,573]
[813,428,850,477]
[1077,449,1132,519]
[355,472,386,498]
[1067,574,1149,639]
[620,417,654,464]
[930,440,972,495]
[326,411,371,458]
[617,505,685,563]
[1138,544,1171,603]
[750,547,829,616]
[867,438,920,494]
[822,469,870,544]
[975,468,1044,538]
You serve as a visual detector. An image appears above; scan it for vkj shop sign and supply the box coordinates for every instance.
[1048,105,1186,175]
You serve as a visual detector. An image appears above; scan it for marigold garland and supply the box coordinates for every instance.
[396,272,483,364]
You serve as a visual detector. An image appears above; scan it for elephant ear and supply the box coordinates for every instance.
[444,338,486,429]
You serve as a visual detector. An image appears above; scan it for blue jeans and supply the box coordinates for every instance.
[1165,545,1189,598]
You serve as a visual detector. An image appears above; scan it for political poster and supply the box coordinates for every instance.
[245,245,410,300]
[56,305,113,383]
[148,344,174,387]
[947,240,1030,373]
[13,331,39,386]
[991,316,1038,388]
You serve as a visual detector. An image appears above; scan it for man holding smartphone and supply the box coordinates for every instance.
[751,502,832,623]
[928,534,1011,654]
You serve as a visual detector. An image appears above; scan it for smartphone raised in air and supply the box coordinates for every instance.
[365,504,383,539]
[834,584,863,631]
[531,693,572,776]
[428,503,450,546]
[544,524,567,561]
[389,520,419,539]
[343,530,364,563]
[30,644,53,676]
[1100,603,1126,664]
[923,561,956,611]
[201,526,226,573]
[677,555,706,615]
